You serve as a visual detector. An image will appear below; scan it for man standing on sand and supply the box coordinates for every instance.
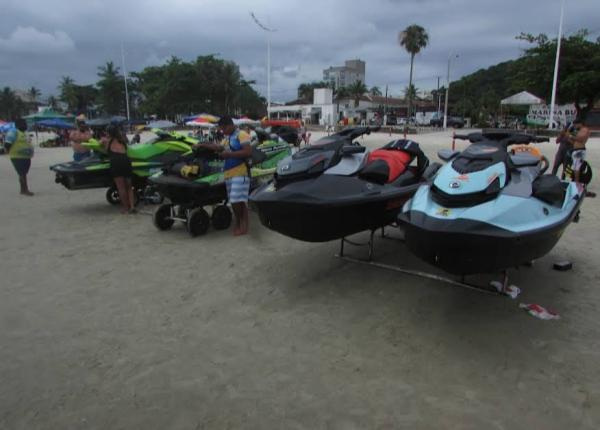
[194,116,252,235]
[552,121,576,176]
[218,116,252,235]
[565,116,591,185]
[4,118,34,196]
[69,115,92,161]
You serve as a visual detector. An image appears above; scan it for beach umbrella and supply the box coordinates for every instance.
[233,117,260,126]
[0,122,15,132]
[186,120,215,128]
[37,118,74,129]
[196,113,220,123]
[147,120,177,129]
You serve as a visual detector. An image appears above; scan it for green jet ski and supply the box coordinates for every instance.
[150,139,292,236]
[50,129,196,205]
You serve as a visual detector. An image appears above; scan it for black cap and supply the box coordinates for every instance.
[217,115,233,127]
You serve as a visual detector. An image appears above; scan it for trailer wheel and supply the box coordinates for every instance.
[212,205,232,230]
[153,204,174,230]
[106,186,120,205]
[187,208,210,237]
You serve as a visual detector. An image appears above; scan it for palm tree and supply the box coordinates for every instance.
[59,76,77,111]
[404,84,418,101]
[28,86,41,104]
[398,24,429,118]
[347,80,367,107]
[47,95,59,110]
[370,86,382,96]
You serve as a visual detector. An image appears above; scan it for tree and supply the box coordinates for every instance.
[28,86,41,104]
[131,54,266,118]
[398,24,429,118]
[297,81,330,101]
[0,87,27,119]
[370,86,382,96]
[59,76,78,112]
[347,80,367,107]
[97,61,125,115]
[514,29,600,116]
[47,96,58,110]
[404,84,419,101]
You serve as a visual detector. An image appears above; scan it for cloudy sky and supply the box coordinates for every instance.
[1,0,598,102]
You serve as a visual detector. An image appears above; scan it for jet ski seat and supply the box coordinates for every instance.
[359,149,412,184]
[532,174,567,207]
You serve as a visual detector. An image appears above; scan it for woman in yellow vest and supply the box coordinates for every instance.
[4,118,34,196]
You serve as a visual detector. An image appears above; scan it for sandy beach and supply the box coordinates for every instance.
[1,129,600,429]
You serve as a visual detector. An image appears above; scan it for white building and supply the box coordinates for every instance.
[268,88,337,126]
[323,59,366,89]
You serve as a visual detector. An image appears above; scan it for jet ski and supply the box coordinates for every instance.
[399,130,586,275]
[151,139,291,236]
[250,126,441,242]
[50,129,195,204]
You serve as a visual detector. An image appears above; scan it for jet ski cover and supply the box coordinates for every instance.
[366,150,411,183]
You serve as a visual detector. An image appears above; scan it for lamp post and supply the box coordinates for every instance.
[548,0,566,130]
[250,12,277,119]
[443,53,459,130]
[121,42,131,122]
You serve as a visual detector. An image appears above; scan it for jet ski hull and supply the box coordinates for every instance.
[400,199,583,275]
[251,175,419,242]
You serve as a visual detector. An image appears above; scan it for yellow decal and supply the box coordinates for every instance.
[436,207,452,217]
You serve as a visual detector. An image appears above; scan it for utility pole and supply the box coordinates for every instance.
[549,0,565,130]
[443,53,459,130]
[121,42,131,122]
[437,76,441,115]
[250,12,277,119]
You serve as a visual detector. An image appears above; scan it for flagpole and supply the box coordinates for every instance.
[548,0,565,129]
[121,42,131,122]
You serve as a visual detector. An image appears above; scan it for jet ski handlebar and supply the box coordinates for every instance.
[333,126,380,141]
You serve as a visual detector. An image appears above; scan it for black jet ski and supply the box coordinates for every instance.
[250,127,441,242]
[398,130,586,275]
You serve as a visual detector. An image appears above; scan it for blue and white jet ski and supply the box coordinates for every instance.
[398,130,586,275]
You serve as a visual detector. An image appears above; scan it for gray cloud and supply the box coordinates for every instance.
[0,0,597,102]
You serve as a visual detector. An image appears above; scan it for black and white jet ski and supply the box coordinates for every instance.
[250,127,440,242]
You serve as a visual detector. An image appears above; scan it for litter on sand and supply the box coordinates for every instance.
[519,303,560,320]
[489,282,521,299]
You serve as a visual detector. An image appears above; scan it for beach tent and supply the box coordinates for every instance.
[86,116,128,127]
[500,91,544,105]
[37,118,74,129]
[24,109,72,122]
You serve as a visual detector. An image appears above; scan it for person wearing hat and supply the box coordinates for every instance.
[69,115,92,161]
[4,118,34,195]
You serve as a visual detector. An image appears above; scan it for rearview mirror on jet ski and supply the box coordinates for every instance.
[437,149,459,162]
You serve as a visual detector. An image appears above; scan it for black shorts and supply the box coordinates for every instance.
[109,153,133,178]
[11,158,31,176]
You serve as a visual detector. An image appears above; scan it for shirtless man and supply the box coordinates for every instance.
[566,116,591,184]
[69,116,92,161]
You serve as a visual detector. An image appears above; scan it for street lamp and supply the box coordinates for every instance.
[548,0,566,130]
[443,52,459,130]
[250,12,277,119]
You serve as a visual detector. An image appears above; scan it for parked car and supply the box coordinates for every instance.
[430,115,464,128]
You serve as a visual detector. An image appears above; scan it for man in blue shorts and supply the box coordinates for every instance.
[217,116,252,235]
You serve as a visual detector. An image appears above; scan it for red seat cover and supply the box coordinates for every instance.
[367,150,411,182]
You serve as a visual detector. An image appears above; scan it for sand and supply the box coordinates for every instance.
[1,129,600,429]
